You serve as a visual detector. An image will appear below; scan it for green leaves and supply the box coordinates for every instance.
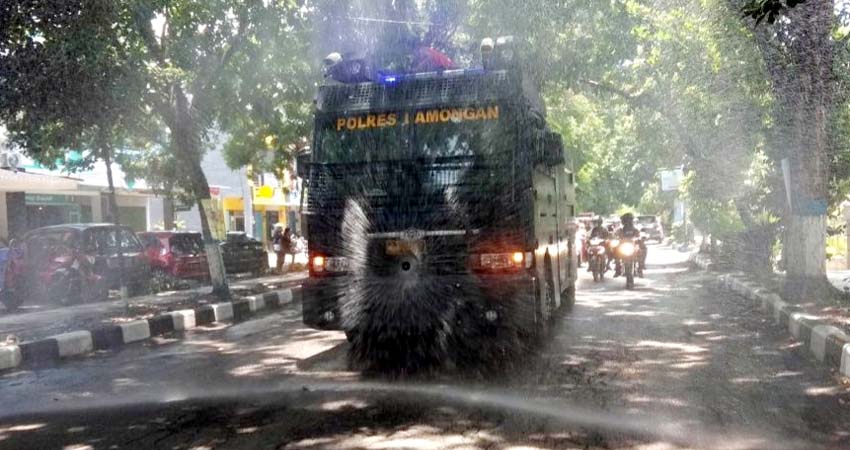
[740,0,807,25]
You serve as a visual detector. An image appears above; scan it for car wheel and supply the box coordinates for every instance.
[150,268,171,293]
[129,279,151,297]
[0,290,24,311]
[50,272,82,307]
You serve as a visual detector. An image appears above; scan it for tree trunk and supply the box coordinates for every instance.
[739,0,837,298]
[169,86,230,299]
[102,143,129,304]
[197,195,230,299]
[784,214,831,297]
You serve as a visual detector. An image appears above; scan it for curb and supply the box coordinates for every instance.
[0,288,294,371]
[690,254,850,379]
[689,252,715,271]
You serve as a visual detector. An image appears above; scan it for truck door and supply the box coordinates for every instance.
[555,165,577,292]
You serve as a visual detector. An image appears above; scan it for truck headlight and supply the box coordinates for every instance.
[312,255,349,273]
[471,251,531,272]
[312,255,325,272]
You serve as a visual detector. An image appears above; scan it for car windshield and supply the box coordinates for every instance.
[3,2,850,449]
[85,228,142,253]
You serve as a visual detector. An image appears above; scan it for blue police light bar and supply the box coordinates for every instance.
[376,68,488,86]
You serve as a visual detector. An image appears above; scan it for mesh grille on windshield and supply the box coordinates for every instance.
[317,71,514,113]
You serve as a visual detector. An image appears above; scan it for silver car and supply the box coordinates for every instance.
[636,215,664,242]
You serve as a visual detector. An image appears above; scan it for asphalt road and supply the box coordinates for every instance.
[1,245,849,450]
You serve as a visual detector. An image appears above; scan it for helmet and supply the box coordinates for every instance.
[620,213,634,225]
[593,217,603,226]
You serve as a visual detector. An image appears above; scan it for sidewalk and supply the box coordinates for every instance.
[0,271,308,343]
[828,269,850,293]
[691,253,850,380]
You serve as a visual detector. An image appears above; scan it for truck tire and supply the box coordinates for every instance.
[561,283,576,310]
[532,255,555,342]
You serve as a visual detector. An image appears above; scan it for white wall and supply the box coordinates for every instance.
[0,194,7,242]
[145,133,251,234]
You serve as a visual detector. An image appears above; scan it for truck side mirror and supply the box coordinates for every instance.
[537,131,565,167]
[296,152,312,179]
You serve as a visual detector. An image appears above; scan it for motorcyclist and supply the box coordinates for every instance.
[586,218,608,272]
[589,218,608,240]
[614,213,647,276]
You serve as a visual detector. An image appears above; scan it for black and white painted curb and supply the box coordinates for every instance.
[690,253,715,271]
[689,253,850,379]
[0,289,294,371]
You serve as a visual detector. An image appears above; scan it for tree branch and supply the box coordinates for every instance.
[191,10,250,103]
[132,3,164,63]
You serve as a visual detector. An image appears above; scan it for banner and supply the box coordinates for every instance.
[201,198,226,241]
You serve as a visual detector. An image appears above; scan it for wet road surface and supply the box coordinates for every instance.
[1,245,849,449]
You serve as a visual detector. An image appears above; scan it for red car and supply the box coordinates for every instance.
[1,224,150,310]
[138,231,209,281]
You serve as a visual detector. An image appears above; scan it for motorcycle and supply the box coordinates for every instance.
[587,237,607,282]
[615,237,641,289]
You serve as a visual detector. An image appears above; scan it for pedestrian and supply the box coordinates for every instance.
[282,227,294,271]
[272,225,286,274]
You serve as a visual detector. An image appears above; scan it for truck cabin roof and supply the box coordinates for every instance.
[315,68,544,117]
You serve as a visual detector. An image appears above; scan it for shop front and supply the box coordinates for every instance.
[252,186,289,243]
[24,193,93,229]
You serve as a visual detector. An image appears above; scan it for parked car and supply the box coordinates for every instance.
[138,231,209,281]
[0,224,150,310]
[220,232,268,277]
[636,215,665,242]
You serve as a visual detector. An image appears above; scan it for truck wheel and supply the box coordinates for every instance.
[561,283,576,309]
[544,254,558,318]
[1,290,24,311]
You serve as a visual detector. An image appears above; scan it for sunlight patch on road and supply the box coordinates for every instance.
[625,394,690,408]
[604,310,668,317]
[730,377,761,384]
[0,423,46,432]
[318,399,370,411]
[63,445,94,450]
[804,385,843,396]
[633,340,708,354]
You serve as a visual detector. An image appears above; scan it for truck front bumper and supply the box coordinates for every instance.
[301,272,537,331]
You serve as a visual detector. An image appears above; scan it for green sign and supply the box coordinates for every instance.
[25,194,73,206]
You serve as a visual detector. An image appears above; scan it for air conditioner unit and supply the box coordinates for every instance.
[0,151,21,171]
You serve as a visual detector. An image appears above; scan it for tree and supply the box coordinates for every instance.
[730,0,850,296]
[0,0,152,301]
[2,1,315,299]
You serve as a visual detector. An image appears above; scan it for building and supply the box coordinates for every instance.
[0,128,303,244]
[147,134,304,245]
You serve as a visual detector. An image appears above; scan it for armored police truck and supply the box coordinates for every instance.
[299,37,577,370]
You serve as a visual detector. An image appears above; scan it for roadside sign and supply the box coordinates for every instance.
[660,168,684,192]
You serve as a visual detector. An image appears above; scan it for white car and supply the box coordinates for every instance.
[636,215,664,242]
